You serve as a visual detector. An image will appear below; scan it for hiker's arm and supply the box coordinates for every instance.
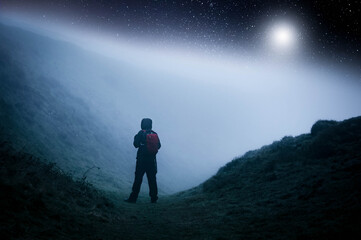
[133,132,141,148]
[158,136,161,149]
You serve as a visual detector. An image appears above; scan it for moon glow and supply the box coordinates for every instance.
[268,22,298,53]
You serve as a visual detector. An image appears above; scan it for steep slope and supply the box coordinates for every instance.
[176,116,361,239]
[1,117,360,239]
[0,141,122,239]
[0,42,133,192]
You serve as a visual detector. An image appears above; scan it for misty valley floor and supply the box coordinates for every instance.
[1,116,361,239]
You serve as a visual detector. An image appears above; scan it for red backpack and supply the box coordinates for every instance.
[143,130,160,155]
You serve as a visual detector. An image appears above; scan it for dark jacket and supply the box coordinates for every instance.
[133,130,161,160]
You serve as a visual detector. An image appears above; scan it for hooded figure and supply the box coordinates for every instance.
[125,118,161,203]
[141,118,152,131]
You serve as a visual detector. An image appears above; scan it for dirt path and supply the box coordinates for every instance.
[102,193,219,240]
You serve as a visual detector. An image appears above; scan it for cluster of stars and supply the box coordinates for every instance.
[2,0,361,68]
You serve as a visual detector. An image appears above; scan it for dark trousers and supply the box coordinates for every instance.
[129,158,158,201]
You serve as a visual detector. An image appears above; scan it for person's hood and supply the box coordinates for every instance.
[141,118,152,130]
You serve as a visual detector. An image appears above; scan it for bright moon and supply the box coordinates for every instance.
[269,22,298,52]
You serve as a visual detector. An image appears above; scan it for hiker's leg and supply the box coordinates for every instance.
[146,161,158,202]
[129,161,145,201]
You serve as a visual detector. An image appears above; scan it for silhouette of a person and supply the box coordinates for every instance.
[125,118,161,203]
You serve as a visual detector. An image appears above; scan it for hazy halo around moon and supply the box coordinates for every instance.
[266,21,300,55]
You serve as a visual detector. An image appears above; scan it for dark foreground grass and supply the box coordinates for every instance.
[0,140,203,240]
[1,116,361,239]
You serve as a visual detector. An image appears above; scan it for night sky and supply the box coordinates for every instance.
[2,0,361,70]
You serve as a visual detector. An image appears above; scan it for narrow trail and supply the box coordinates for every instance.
[110,195,204,240]
[101,192,223,240]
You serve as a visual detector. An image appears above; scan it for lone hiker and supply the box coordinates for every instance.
[125,118,161,203]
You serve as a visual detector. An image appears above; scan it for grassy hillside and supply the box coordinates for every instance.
[1,117,360,239]
[180,116,361,239]
[0,43,133,192]
[0,141,122,239]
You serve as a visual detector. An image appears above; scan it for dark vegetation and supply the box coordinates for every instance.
[196,116,361,239]
[1,117,361,239]
[0,141,122,239]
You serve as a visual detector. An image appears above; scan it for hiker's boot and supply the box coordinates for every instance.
[124,192,138,203]
[151,197,158,203]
